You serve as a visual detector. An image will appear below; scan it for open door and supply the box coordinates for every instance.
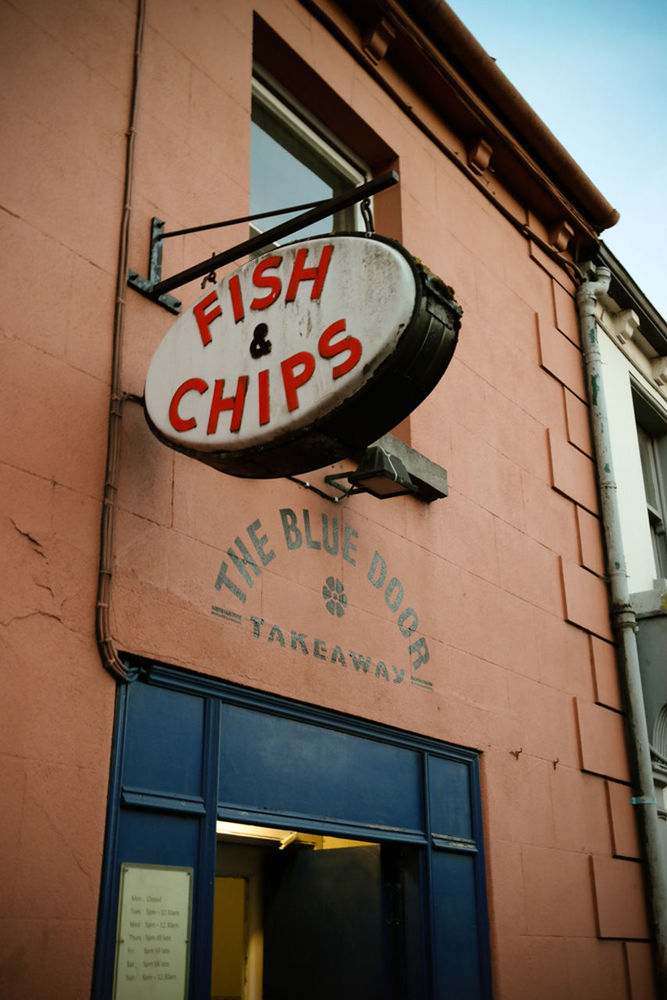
[211,827,418,1000]
[263,843,385,1000]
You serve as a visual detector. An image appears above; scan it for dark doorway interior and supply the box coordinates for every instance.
[212,825,424,1000]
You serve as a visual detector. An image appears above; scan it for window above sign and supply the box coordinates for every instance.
[633,388,667,579]
[251,67,368,244]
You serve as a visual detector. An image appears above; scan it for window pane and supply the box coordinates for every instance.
[250,119,335,237]
[637,424,660,512]
[636,421,667,576]
[250,77,365,243]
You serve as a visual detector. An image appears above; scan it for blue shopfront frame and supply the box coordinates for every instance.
[93,660,492,998]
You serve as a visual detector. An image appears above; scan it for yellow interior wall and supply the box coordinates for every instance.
[211,877,246,1000]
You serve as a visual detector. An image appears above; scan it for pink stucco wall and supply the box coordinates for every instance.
[0,0,655,997]
[0,1,130,994]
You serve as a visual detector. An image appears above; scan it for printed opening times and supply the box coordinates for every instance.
[124,893,181,981]
[114,866,191,999]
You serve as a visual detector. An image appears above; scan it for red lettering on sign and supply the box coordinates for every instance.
[207,376,249,435]
[169,378,208,432]
[281,352,316,412]
[193,291,221,346]
[228,274,245,323]
[318,318,362,379]
[251,256,282,310]
[258,369,270,426]
[285,244,333,303]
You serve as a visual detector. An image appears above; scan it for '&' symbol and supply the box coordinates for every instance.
[250,323,272,359]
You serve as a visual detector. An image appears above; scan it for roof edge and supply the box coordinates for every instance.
[402,0,620,233]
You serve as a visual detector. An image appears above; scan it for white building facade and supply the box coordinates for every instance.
[594,243,667,839]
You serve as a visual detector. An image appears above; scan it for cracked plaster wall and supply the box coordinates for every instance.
[0,0,657,997]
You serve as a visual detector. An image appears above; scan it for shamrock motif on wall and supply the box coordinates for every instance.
[322,576,347,617]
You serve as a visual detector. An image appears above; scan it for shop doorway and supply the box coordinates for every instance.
[93,666,491,999]
[211,825,393,1000]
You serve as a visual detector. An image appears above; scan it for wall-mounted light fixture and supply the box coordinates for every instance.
[324,434,448,502]
[345,446,417,499]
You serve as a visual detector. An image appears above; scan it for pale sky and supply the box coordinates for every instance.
[448,0,667,318]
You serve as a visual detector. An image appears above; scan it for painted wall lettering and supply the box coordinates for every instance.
[214,518,276,603]
[227,613,412,688]
[367,551,429,669]
[279,508,357,564]
[211,508,433,691]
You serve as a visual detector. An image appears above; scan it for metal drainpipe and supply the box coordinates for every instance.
[577,267,667,988]
[95,0,146,683]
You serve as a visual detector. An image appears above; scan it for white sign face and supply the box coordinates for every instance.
[144,236,416,454]
[113,864,192,1000]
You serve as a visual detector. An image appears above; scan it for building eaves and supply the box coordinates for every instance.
[325,0,619,253]
[401,0,619,233]
[598,242,667,356]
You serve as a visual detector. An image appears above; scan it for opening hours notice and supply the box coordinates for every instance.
[113,865,193,1000]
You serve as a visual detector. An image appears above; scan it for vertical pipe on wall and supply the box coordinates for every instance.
[96,0,146,683]
[577,267,667,989]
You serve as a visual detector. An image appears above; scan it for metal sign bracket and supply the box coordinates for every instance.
[127,171,398,314]
[127,218,182,314]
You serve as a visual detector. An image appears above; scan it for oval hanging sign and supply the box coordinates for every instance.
[144,234,461,477]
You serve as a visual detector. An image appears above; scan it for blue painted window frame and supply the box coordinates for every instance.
[92,659,492,998]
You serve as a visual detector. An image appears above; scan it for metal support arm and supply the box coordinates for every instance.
[127,171,399,312]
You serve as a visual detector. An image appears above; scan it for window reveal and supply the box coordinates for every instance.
[633,388,667,579]
[251,69,367,242]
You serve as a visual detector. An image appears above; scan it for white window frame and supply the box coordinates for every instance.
[251,66,369,242]
[632,382,667,580]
